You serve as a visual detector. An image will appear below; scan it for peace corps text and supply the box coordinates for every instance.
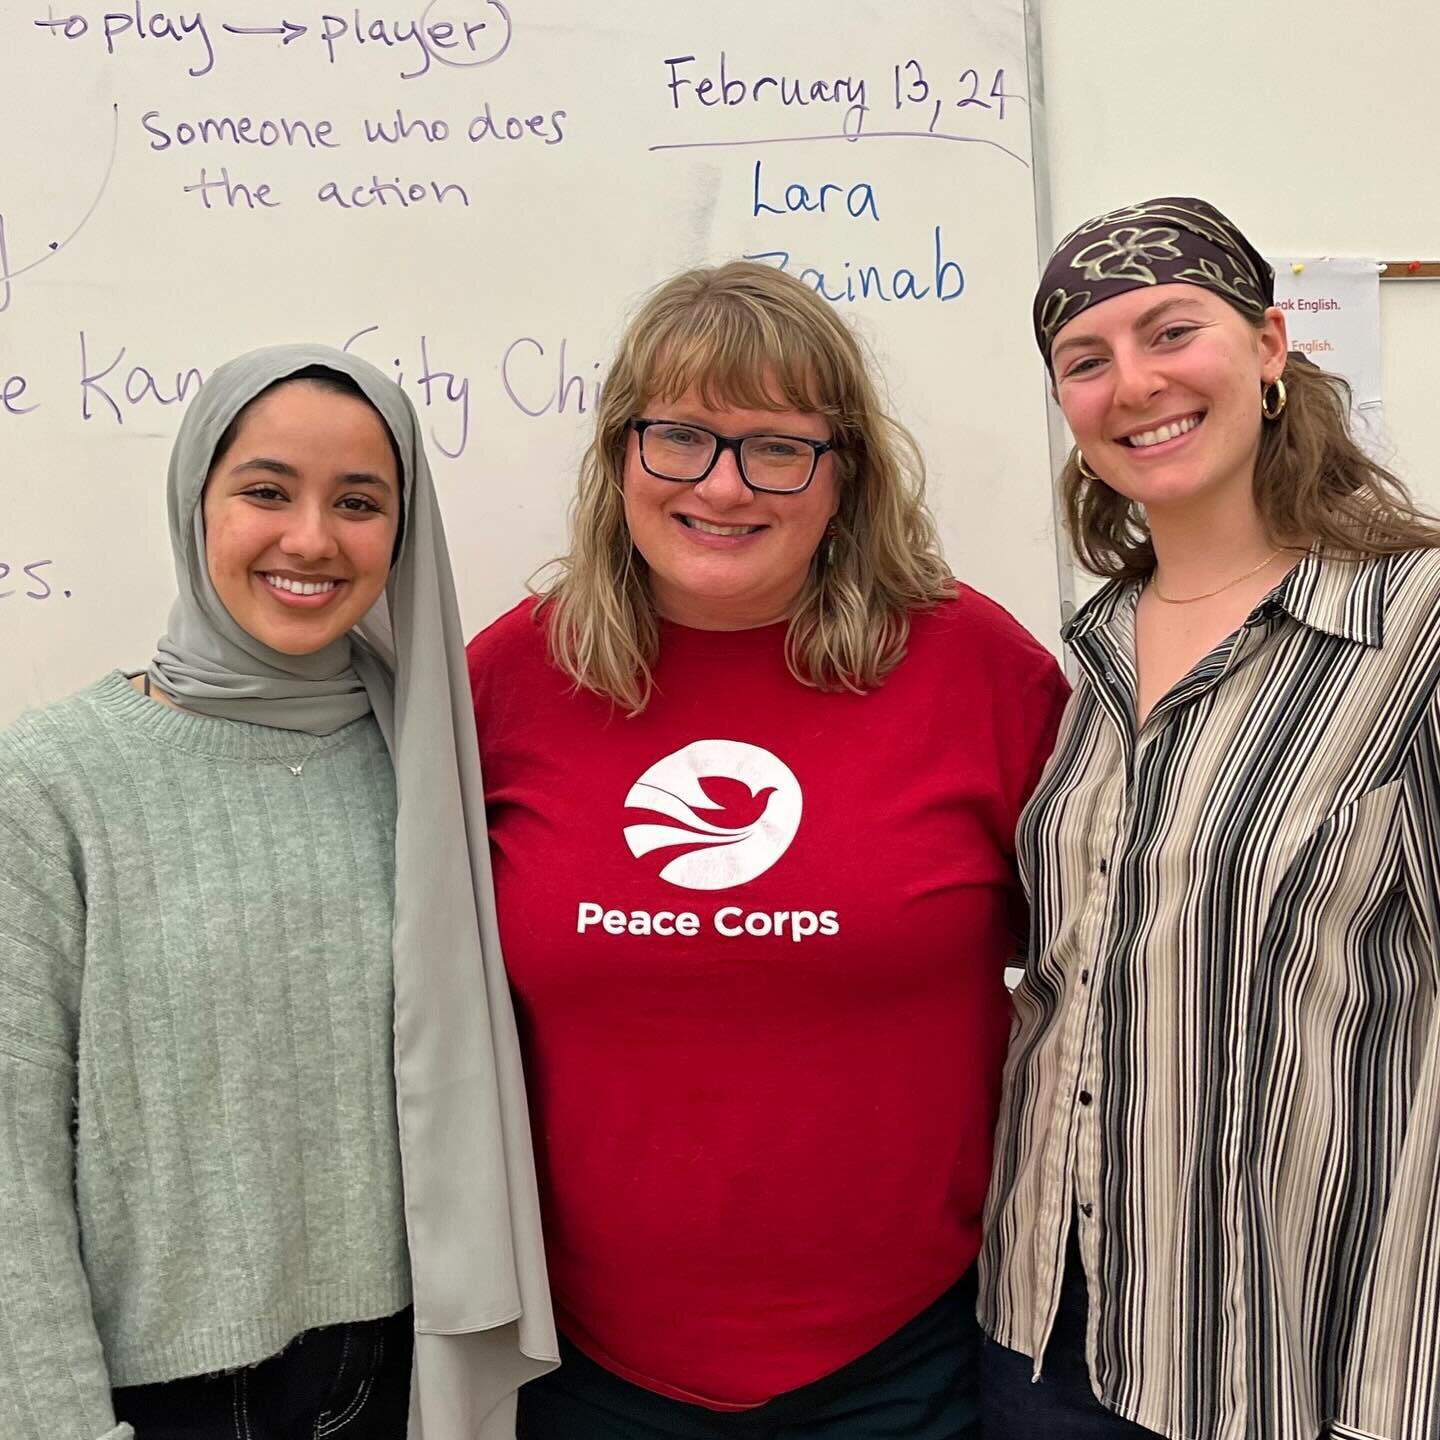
[576,902,840,942]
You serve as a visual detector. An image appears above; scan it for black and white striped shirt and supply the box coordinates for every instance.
[979,548,1440,1440]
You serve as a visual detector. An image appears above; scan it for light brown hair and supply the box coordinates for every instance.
[536,261,953,713]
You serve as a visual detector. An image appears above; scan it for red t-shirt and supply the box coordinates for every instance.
[466,592,1068,1408]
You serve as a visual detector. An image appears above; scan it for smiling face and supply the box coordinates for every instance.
[623,385,840,630]
[1050,284,1288,520]
[201,380,401,655]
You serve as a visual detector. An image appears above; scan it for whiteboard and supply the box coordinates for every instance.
[0,0,1059,726]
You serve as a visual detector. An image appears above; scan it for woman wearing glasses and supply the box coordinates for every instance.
[466,261,1070,1439]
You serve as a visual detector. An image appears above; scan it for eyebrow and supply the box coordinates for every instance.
[1052,296,1204,360]
[232,457,393,490]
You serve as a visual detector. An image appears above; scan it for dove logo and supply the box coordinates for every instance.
[623,740,803,890]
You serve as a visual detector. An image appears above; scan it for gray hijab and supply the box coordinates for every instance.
[150,345,557,1436]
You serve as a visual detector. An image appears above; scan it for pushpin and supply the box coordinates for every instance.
[1408,260,1422,275]
[1291,261,1305,275]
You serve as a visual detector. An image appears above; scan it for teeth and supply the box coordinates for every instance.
[1125,415,1201,449]
[684,517,760,536]
[265,574,338,596]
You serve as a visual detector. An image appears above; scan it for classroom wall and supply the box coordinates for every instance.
[1037,0,1440,523]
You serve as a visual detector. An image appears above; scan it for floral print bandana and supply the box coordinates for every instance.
[1032,196,1275,370]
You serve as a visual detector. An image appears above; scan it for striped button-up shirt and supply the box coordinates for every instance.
[979,548,1440,1440]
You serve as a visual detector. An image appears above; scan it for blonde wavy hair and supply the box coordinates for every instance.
[1064,340,1440,579]
[536,261,953,713]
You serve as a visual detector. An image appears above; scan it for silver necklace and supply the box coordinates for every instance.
[141,672,313,777]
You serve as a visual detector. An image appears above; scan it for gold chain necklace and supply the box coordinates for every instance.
[1148,548,1284,605]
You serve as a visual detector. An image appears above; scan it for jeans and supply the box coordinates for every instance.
[980,1237,1155,1439]
[517,1271,981,1440]
[111,1307,412,1440]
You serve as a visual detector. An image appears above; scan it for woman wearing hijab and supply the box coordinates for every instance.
[0,346,555,1440]
[980,198,1440,1440]
[466,261,1070,1439]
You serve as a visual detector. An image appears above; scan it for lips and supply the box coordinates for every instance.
[263,573,339,596]
[678,515,765,537]
[1119,413,1203,449]
[259,572,346,608]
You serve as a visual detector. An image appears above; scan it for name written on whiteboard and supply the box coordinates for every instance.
[744,159,962,303]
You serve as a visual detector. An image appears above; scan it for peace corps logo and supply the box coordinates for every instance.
[622,740,803,890]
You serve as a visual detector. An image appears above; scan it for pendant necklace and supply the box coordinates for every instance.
[142,672,312,777]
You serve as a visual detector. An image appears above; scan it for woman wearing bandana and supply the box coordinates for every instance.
[0,347,555,1440]
[979,197,1440,1439]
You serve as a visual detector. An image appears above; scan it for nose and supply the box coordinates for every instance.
[692,445,752,510]
[279,501,340,561]
[1110,345,1164,412]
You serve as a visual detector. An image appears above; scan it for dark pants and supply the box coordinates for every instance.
[111,1307,413,1440]
[981,1237,1155,1438]
[517,1271,980,1440]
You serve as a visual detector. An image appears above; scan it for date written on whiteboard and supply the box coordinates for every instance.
[660,52,1020,139]
[0,562,68,602]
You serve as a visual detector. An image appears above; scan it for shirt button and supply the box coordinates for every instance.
[1098,858,1109,876]
[1080,1202,1094,1218]
[1080,969,1091,985]
[1078,1090,1094,1106]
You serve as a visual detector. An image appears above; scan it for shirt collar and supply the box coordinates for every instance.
[1061,549,1389,650]
[1270,548,1388,647]
[1062,577,1137,645]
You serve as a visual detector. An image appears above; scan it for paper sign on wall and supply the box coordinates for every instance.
[1268,257,1384,455]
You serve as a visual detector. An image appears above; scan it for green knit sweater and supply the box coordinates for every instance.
[0,673,412,1440]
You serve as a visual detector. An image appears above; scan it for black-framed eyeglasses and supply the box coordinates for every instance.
[629,418,835,495]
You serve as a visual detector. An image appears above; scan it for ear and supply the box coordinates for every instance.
[1257,305,1289,383]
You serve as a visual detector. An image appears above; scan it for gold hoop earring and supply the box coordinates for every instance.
[1262,376,1288,421]
[1076,451,1102,482]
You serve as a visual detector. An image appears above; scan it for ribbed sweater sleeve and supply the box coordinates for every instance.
[0,737,131,1440]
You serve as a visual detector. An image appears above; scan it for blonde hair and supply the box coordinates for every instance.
[1064,342,1440,579]
[536,261,953,713]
